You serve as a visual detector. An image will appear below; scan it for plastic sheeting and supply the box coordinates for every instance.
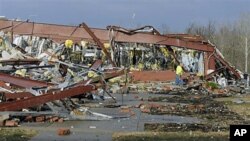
[181,51,204,75]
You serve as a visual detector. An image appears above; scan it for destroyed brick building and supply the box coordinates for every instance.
[0,19,248,127]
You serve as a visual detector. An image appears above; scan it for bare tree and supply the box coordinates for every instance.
[159,24,171,34]
[184,14,250,73]
[185,21,216,42]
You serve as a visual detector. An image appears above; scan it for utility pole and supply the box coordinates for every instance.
[245,37,248,73]
[246,37,249,88]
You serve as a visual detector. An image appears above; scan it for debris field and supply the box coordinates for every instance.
[0,19,249,140]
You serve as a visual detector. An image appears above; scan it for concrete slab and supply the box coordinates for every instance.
[27,93,201,141]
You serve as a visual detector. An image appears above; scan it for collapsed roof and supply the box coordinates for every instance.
[0,19,241,80]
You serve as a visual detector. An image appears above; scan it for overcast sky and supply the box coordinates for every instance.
[0,0,250,32]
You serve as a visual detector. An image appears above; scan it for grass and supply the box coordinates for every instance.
[215,95,250,103]
[206,82,219,90]
[0,128,38,141]
[112,131,228,141]
[215,95,250,120]
[227,103,250,119]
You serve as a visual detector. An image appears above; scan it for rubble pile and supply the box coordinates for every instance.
[0,32,126,126]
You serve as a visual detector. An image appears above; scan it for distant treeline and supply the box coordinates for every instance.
[185,13,250,73]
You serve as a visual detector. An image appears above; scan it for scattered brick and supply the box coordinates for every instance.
[0,120,4,126]
[36,116,45,122]
[57,128,70,136]
[58,118,64,123]
[120,106,130,113]
[24,115,33,122]
[4,120,18,127]
[50,116,59,122]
